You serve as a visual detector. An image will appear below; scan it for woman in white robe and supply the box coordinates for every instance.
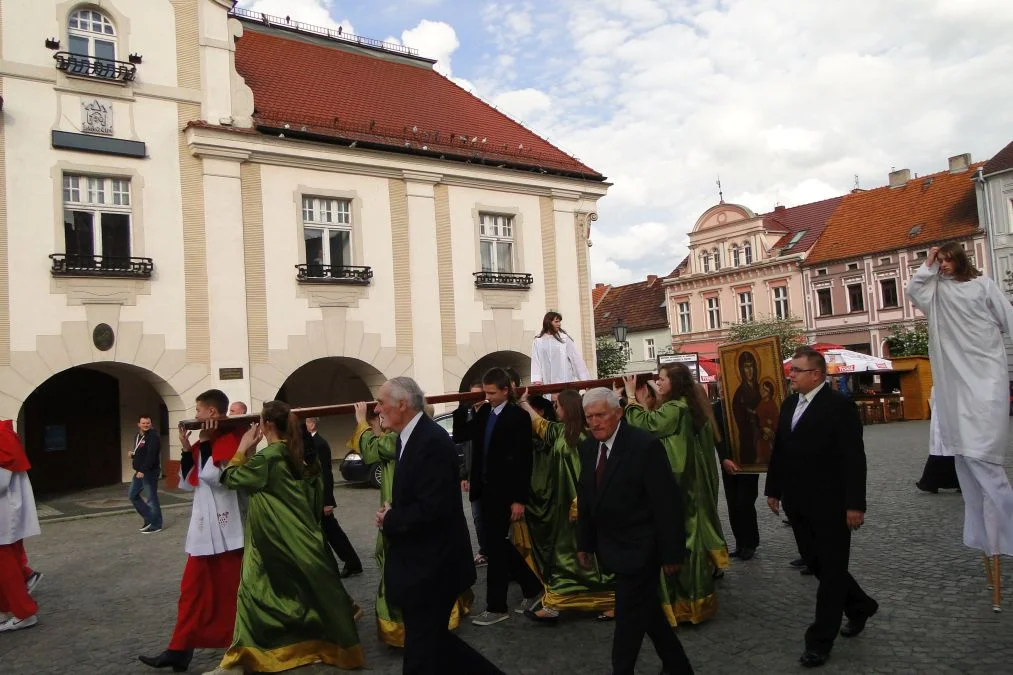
[530,312,591,386]
[907,244,1013,557]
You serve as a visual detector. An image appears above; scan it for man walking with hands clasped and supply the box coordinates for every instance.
[765,347,877,669]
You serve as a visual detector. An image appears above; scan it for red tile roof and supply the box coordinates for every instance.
[983,139,1013,177]
[594,276,668,336]
[764,196,844,253]
[667,257,689,279]
[805,164,983,266]
[233,23,603,180]
[592,284,611,308]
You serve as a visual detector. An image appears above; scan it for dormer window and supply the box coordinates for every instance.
[712,248,721,271]
[57,8,135,81]
[743,240,753,264]
[731,245,740,267]
[701,252,710,273]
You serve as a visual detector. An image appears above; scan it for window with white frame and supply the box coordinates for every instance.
[880,278,899,308]
[677,301,691,333]
[644,338,656,361]
[847,262,859,271]
[817,288,833,316]
[62,174,131,263]
[731,245,740,267]
[701,252,710,273]
[706,297,721,329]
[773,286,789,320]
[303,196,352,272]
[713,248,721,270]
[68,8,118,77]
[743,240,753,264]
[622,341,632,361]
[479,213,514,273]
[847,283,865,312]
[738,291,754,322]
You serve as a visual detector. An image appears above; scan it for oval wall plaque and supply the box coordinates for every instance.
[93,323,115,351]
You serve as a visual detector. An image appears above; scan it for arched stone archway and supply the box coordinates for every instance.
[459,350,532,392]
[18,362,187,495]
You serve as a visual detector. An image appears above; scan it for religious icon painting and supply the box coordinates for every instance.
[718,336,787,473]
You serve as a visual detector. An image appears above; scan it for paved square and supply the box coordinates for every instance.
[2,420,1011,674]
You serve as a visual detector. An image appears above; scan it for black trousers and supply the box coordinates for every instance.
[918,455,960,490]
[402,592,505,675]
[721,471,759,549]
[481,496,541,613]
[791,511,877,654]
[322,513,361,568]
[612,566,694,675]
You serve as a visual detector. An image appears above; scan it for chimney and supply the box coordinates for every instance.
[774,205,786,212]
[646,274,658,286]
[888,168,911,188]
[595,282,606,289]
[948,153,972,173]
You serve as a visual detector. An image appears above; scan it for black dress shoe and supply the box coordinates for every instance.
[340,564,364,578]
[915,480,938,494]
[799,650,829,668]
[729,548,741,558]
[738,547,756,561]
[138,649,193,672]
[840,616,868,638]
[789,557,806,568]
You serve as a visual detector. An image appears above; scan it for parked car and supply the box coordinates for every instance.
[339,412,466,488]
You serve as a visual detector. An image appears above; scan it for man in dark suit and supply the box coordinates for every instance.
[712,395,760,561]
[306,417,363,577]
[576,387,695,675]
[765,348,878,668]
[374,377,503,675]
[453,367,542,626]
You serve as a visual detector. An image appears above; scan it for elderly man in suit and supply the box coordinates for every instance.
[576,387,695,675]
[765,347,878,669]
[374,376,503,675]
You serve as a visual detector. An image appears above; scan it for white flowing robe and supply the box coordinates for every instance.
[179,456,244,557]
[530,333,591,385]
[927,388,948,457]
[0,469,41,546]
[907,262,1013,464]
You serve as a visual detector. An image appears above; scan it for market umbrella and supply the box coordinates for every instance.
[783,348,892,376]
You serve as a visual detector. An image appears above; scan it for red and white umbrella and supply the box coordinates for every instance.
[783,347,892,376]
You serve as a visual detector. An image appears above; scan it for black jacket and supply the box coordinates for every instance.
[131,429,161,473]
[576,420,686,576]
[383,414,476,609]
[452,400,532,505]
[310,432,337,508]
[764,385,867,520]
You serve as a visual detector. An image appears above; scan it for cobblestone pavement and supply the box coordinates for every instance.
[3,420,1012,674]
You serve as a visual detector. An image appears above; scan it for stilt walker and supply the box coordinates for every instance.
[0,419,41,632]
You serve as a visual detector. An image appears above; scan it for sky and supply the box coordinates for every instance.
[237,0,1013,286]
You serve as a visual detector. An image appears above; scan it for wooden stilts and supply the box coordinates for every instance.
[993,555,1002,613]
[985,553,995,590]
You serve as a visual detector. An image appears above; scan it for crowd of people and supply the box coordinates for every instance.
[1,258,1012,672]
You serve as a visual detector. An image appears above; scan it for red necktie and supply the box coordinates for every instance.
[596,443,608,489]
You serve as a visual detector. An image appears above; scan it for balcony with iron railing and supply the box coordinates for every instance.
[473,271,533,290]
[54,52,137,82]
[295,264,373,285]
[50,253,153,278]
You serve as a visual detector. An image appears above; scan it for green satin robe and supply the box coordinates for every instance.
[625,400,727,626]
[348,423,472,648]
[513,416,615,612]
[218,441,364,672]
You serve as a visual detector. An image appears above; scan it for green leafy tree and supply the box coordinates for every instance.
[724,316,807,360]
[885,322,929,357]
[595,335,629,378]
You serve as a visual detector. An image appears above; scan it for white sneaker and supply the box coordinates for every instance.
[141,526,163,534]
[26,571,43,595]
[0,612,10,623]
[0,615,38,632]
[514,595,542,614]
[472,610,510,626]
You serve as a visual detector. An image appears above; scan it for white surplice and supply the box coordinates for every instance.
[178,457,244,557]
[0,469,41,546]
[907,261,1013,464]
[530,333,591,385]
[927,388,949,457]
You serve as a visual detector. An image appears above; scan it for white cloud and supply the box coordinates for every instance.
[399,19,460,77]
[468,0,1013,283]
[237,0,354,34]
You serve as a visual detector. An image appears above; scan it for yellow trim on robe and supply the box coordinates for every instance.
[661,593,718,627]
[219,640,366,672]
[375,590,474,648]
[227,449,249,468]
[709,547,730,570]
[345,421,371,452]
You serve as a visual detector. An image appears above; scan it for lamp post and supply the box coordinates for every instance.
[612,318,628,349]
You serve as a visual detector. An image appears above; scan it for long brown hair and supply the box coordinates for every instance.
[262,400,311,477]
[537,311,566,341]
[555,389,585,448]
[937,242,981,282]
[659,363,707,433]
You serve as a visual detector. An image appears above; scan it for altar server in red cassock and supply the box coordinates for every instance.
[0,419,41,632]
[139,390,246,672]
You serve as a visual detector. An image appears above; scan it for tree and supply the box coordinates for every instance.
[885,322,929,357]
[724,316,807,360]
[595,336,629,377]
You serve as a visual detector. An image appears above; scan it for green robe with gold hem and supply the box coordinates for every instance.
[347,423,472,647]
[218,441,364,672]
[625,400,728,626]
[512,416,616,612]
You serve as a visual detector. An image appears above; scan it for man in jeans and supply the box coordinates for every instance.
[129,415,162,533]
